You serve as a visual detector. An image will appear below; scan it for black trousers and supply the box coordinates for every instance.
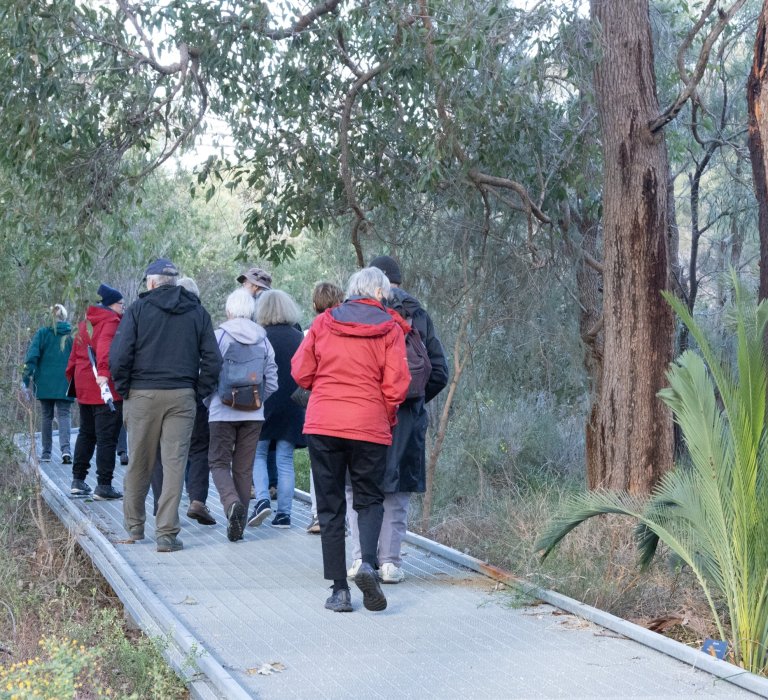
[72,402,123,485]
[307,434,387,581]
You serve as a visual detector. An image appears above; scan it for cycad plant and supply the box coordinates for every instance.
[536,276,768,674]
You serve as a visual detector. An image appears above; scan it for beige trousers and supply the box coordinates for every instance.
[123,388,196,539]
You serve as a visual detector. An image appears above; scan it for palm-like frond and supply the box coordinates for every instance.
[538,274,768,673]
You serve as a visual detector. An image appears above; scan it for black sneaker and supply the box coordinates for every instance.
[324,588,353,612]
[227,502,246,542]
[247,498,271,527]
[61,452,72,465]
[93,484,123,500]
[354,562,387,612]
[271,513,291,528]
[70,479,92,497]
[118,452,129,466]
[40,454,51,463]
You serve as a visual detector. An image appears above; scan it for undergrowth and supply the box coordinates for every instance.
[0,441,188,699]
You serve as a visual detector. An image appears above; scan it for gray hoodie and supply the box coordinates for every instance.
[207,317,278,422]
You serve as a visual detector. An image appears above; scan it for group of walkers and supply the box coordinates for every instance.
[22,254,448,612]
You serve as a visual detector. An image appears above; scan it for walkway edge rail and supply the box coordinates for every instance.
[37,465,253,700]
[295,488,768,698]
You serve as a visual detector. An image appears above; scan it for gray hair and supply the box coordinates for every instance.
[346,267,390,300]
[177,276,199,298]
[255,289,301,327]
[52,304,67,321]
[147,274,177,288]
[225,287,256,319]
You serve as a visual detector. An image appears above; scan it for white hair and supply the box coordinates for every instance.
[226,287,256,319]
[147,274,177,288]
[177,276,199,298]
[346,267,390,300]
[52,304,67,321]
[256,289,301,327]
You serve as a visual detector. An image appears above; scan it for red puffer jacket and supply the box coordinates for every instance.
[65,305,123,405]
[291,297,410,445]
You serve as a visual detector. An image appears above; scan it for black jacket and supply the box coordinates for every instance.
[382,287,449,493]
[259,323,307,447]
[109,285,222,399]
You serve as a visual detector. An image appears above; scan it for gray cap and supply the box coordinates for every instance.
[237,267,272,290]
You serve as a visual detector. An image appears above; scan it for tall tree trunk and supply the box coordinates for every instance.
[748,0,768,301]
[587,0,674,493]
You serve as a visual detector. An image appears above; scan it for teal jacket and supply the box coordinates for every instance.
[23,321,75,401]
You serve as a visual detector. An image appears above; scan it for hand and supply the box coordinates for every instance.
[96,375,109,387]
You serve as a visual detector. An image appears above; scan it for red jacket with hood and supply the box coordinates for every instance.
[291,297,410,445]
[66,305,123,405]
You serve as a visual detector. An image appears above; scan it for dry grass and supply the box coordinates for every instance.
[415,474,721,647]
[0,453,189,698]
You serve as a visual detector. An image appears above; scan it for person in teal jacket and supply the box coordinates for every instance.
[22,304,75,463]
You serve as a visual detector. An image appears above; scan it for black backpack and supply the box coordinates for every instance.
[217,332,267,410]
[404,324,432,400]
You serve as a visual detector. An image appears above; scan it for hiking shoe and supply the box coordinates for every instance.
[380,562,405,584]
[61,452,72,465]
[70,479,92,497]
[269,485,277,500]
[187,500,216,525]
[128,526,145,541]
[93,484,123,500]
[306,514,321,534]
[227,502,246,542]
[271,513,291,528]
[156,535,183,552]
[40,453,51,463]
[347,558,362,578]
[118,452,129,466]
[247,499,271,527]
[325,588,353,613]
[354,562,387,612]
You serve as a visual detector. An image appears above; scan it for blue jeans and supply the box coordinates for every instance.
[253,439,295,515]
[39,399,72,457]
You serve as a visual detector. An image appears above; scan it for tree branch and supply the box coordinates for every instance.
[650,0,748,133]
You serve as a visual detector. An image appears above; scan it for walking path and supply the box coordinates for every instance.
[24,434,768,699]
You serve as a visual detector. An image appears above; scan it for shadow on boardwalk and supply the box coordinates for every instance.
[23,434,764,700]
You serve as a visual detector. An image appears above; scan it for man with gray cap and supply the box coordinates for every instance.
[110,258,222,552]
[238,267,272,297]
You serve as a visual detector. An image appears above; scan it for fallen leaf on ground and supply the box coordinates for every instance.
[247,662,286,676]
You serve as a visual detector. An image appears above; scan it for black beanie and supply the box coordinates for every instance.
[369,255,402,285]
[97,283,123,307]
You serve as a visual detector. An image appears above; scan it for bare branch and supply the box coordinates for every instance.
[650,0,748,133]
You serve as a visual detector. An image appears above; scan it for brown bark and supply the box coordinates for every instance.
[748,1,768,301]
[587,0,674,493]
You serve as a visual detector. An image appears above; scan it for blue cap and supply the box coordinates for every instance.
[144,258,179,278]
[97,283,123,306]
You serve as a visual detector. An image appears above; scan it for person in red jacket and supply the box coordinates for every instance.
[291,267,410,613]
[66,284,125,500]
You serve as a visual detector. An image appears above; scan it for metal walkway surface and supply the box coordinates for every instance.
[22,433,767,699]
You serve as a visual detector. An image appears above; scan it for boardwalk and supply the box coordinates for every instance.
[25,433,767,699]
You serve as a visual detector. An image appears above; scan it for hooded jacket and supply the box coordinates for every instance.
[66,305,122,405]
[291,297,410,445]
[23,320,74,401]
[382,287,449,493]
[207,317,278,422]
[109,284,221,399]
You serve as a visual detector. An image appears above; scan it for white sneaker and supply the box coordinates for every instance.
[379,562,405,584]
[347,558,362,578]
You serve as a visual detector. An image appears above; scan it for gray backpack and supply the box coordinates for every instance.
[217,332,267,410]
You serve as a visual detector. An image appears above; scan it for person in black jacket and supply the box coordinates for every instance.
[346,255,449,583]
[110,258,222,552]
[248,289,306,529]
